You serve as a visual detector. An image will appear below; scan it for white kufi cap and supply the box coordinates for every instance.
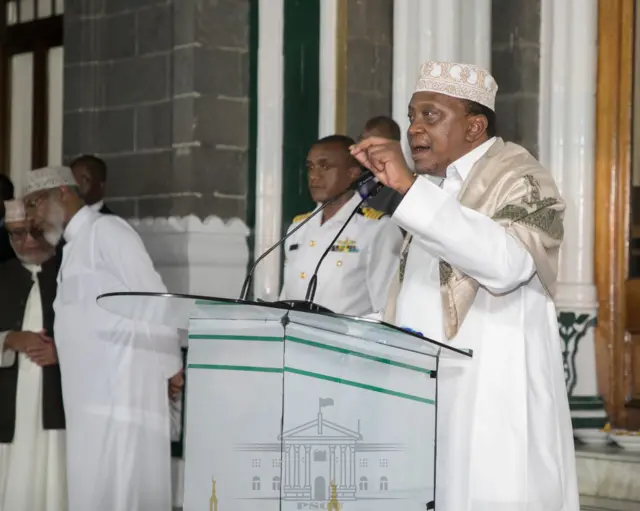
[415,61,498,111]
[4,199,26,223]
[23,166,77,196]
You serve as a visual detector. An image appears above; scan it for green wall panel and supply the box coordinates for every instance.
[282,0,320,229]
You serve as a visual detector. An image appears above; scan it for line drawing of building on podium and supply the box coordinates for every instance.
[235,398,407,503]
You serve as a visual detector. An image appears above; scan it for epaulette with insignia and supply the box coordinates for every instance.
[357,206,386,220]
[292,211,313,223]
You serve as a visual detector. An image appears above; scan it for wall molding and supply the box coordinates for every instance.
[130,215,250,299]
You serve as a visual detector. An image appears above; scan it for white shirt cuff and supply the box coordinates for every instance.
[0,331,16,368]
[392,176,450,233]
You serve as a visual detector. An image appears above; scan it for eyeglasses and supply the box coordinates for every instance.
[7,227,45,242]
[24,192,50,211]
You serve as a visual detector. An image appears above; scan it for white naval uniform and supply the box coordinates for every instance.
[392,138,578,510]
[280,193,403,316]
[53,206,181,511]
[0,265,67,511]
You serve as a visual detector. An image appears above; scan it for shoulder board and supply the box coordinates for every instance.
[292,212,313,223]
[357,206,386,221]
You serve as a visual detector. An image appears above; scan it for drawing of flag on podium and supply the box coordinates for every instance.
[319,397,334,409]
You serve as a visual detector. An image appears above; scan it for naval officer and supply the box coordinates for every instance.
[280,135,403,317]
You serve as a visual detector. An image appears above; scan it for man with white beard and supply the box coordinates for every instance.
[23,166,182,511]
[0,199,67,510]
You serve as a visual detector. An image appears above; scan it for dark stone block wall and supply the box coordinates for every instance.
[491,0,541,157]
[62,0,542,218]
[64,0,251,219]
[345,0,394,139]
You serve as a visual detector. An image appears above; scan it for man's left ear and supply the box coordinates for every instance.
[467,115,488,143]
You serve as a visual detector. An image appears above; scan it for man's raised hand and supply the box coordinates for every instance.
[350,137,416,194]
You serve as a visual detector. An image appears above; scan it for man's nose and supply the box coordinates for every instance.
[23,235,39,247]
[408,121,425,136]
[308,170,321,183]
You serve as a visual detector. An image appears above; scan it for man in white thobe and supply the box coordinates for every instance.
[351,61,579,511]
[0,199,67,510]
[23,166,182,511]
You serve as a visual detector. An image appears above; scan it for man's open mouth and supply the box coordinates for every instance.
[411,145,431,155]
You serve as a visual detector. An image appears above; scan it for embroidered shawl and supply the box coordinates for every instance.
[383,138,565,339]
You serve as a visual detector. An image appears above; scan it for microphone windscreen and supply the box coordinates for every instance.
[356,172,381,199]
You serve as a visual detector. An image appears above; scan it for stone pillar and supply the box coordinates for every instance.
[253,0,284,301]
[344,0,394,138]
[491,0,542,156]
[63,0,251,219]
[392,0,492,157]
[64,6,253,508]
[317,0,394,139]
[538,0,605,430]
[319,0,339,137]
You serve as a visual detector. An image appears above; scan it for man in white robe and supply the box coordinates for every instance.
[350,61,579,511]
[0,199,67,510]
[23,166,182,511]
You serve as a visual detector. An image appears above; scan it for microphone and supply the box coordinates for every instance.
[354,171,383,200]
[238,171,381,301]
[304,196,367,303]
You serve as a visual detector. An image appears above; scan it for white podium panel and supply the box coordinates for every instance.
[95,293,471,511]
[182,315,436,510]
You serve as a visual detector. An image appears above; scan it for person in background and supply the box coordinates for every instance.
[359,116,404,215]
[280,135,403,317]
[0,199,67,511]
[0,174,16,263]
[70,155,114,215]
[361,115,402,141]
[350,60,577,511]
[23,166,182,511]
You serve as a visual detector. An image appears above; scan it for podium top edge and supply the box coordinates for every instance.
[96,292,472,358]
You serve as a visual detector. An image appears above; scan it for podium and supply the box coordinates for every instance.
[97,292,471,511]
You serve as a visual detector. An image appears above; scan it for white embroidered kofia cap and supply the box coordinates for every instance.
[4,199,26,223]
[415,61,498,111]
[23,166,77,196]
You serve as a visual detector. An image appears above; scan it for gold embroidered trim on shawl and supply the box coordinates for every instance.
[492,174,564,240]
[439,174,564,290]
[439,261,454,286]
[434,144,565,338]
